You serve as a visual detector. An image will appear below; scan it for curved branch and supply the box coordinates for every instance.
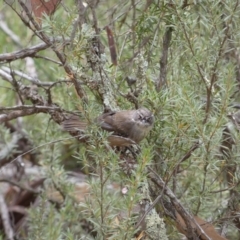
[0,42,54,62]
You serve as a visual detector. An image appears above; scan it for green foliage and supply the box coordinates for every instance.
[1,0,240,239]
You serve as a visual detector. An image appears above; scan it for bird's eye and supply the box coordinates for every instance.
[145,117,149,122]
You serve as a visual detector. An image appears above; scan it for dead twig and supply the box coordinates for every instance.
[0,194,14,240]
[156,27,173,91]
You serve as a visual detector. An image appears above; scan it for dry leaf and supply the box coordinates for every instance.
[105,26,117,66]
[29,0,61,21]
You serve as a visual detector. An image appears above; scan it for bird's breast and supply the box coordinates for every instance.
[128,122,152,143]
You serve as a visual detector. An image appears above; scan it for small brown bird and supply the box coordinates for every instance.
[62,108,154,146]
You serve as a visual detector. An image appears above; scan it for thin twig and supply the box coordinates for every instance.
[1,66,51,86]
[0,108,46,123]
[0,41,55,62]
[0,178,41,194]
[156,27,173,91]
[0,105,61,111]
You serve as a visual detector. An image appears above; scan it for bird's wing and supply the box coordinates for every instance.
[101,111,136,136]
[97,111,117,132]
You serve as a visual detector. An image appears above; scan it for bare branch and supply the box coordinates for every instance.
[1,66,52,86]
[0,82,66,124]
[156,27,173,91]
[0,194,14,240]
[0,38,69,62]
[0,69,13,83]
[0,105,61,112]
[0,109,44,124]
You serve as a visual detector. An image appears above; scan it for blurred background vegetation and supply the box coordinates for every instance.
[1,0,240,239]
